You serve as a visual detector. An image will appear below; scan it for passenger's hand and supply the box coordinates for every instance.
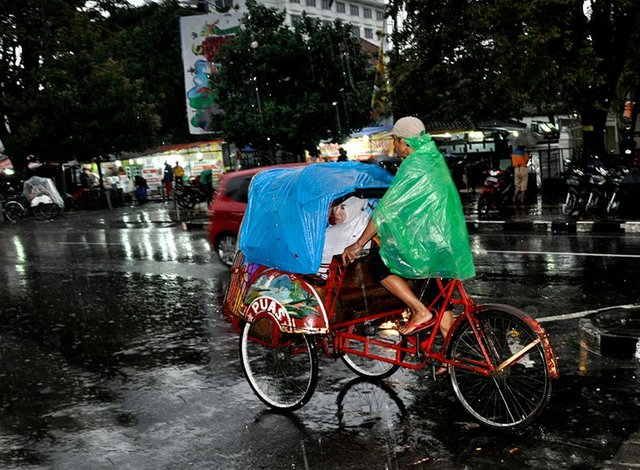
[342,242,363,265]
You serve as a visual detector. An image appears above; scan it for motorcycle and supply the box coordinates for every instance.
[476,168,514,216]
[174,178,210,209]
[562,157,636,217]
[561,161,597,216]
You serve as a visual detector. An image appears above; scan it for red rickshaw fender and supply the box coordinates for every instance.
[242,274,330,335]
[443,303,559,379]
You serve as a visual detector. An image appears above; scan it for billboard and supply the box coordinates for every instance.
[180,12,243,135]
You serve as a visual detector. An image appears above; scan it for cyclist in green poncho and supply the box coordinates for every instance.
[342,116,475,340]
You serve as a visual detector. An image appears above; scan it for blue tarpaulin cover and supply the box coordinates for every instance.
[239,162,394,274]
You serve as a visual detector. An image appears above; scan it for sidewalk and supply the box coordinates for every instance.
[53,190,640,235]
[459,189,640,234]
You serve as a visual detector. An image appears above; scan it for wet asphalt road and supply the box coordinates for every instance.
[1,203,639,469]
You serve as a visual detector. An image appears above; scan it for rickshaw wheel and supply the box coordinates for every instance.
[240,319,318,411]
[447,309,552,430]
[341,319,405,380]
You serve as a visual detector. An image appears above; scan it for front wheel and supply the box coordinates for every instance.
[561,191,577,216]
[240,318,318,411]
[606,192,620,215]
[477,196,490,217]
[447,310,552,430]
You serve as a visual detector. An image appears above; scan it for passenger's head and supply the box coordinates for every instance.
[389,116,426,158]
[329,197,368,226]
[329,203,347,225]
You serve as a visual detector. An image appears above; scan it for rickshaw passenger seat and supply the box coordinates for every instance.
[330,250,411,324]
[301,274,327,286]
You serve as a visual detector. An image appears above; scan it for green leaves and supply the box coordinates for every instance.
[386,0,639,155]
[212,1,374,159]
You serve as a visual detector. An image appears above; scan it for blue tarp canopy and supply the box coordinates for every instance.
[239,162,394,274]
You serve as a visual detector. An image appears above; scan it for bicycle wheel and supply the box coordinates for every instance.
[341,317,404,380]
[240,318,318,411]
[3,200,26,223]
[447,310,552,430]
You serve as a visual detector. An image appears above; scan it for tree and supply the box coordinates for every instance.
[105,0,195,145]
[0,0,161,174]
[212,0,374,160]
[386,0,640,157]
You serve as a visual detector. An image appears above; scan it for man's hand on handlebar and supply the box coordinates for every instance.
[342,241,364,265]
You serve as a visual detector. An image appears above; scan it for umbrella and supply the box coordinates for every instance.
[508,130,543,146]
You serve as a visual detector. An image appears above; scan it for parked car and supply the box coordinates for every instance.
[208,163,308,266]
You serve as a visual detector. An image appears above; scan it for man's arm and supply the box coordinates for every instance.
[341,218,377,264]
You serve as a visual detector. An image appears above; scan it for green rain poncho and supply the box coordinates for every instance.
[372,134,476,279]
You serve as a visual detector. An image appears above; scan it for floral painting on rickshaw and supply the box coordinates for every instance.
[244,271,321,319]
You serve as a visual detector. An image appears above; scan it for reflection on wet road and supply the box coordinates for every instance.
[0,206,639,468]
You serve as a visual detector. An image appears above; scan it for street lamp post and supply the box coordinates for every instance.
[332,101,342,140]
[253,76,264,126]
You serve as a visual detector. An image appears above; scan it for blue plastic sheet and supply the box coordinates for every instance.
[239,162,394,274]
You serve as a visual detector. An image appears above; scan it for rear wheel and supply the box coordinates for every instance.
[240,319,318,411]
[341,316,404,379]
[217,234,237,267]
[561,191,577,215]
[3,200,26,223]
[33,203,60,221]
[447,310,552,430]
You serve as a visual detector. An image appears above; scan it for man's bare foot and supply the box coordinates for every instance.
[398,308,434,335]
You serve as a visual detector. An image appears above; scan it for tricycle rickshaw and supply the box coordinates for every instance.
[223,162,558,430]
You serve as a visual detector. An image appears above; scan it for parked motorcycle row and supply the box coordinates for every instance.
[561,158,640,217]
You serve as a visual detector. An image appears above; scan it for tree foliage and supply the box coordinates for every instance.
[212,0,374,159]
[387,0,640,155]
[105,0,195,145]
[0,0,169,173]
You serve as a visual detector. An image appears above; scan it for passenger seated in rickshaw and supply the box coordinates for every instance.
[318,196,371,278]
[342,117,475,341]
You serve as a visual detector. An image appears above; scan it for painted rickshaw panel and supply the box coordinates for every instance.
[224,253,330,334]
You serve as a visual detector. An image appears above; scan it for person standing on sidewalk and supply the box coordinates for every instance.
[342,116,475,339]
[163,162,173,198]
[173,161,185,188]
[511,145,530,203]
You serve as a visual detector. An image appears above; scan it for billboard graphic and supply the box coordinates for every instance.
[180,12,243,135]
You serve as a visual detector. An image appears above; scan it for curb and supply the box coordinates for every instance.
[181,219,640,234]
[182,220,208,230]
[465,219,640,234]
[578,308,640,361]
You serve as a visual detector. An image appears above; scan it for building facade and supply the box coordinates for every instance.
[209,0,386,45]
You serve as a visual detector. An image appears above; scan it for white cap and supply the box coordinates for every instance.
[389,116,426,139]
